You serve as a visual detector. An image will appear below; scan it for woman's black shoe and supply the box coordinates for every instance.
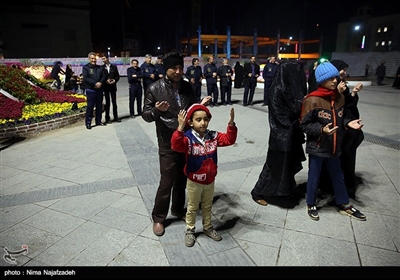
[86,124,92,130]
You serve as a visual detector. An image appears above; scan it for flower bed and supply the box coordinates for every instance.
[0,64,87,137]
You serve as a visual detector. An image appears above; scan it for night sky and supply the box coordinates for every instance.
[89,0,398,55]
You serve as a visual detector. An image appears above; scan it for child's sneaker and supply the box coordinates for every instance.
[185,229,196,247]
[203,227,222,241]
[307,205,319,221]
[339,204,366,221]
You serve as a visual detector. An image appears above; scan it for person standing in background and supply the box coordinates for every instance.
[185,57,203,103]
[127,58,143,118]
[261,56,278,106]
[82,52,106,129]
[234,61,244,89]
[154,55,165,82]
[102,54,121,123]
[217,58,233,105]
[365,64,369,77]
[392,65,400,89]
[242,55,260,106]
[64,64,74,91]
[375,61,386,86]
[307,60,319,94]
[203,56,219,107]
[141,54,157,93]
[50,61,65,90]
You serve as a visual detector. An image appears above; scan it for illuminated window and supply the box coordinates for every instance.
[384,27,388,32]
[381,41,385,46]
[388,41,392,46]
[375,41,379,46]
[377,28,381,33]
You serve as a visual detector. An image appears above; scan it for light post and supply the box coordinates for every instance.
[107,47,110,57]
[353,24,365,51]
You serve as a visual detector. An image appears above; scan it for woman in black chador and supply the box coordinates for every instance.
[251,61,306,208]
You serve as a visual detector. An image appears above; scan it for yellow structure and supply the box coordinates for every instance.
[180,34,320,59]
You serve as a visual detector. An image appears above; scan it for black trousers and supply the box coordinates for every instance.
[85,88,103,125]
[206,83,219,104]
[243,78,257,104]
[104,89,118,121]
[129,84,143,116]
[152,148,187,223]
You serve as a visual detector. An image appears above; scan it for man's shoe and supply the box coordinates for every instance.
[339,204,366,221]
[96,123,107,126]
[153,222,164,236]
[307,205,319,221]
[185,229,196,247]
[249,102,254,106]
[214,103,220,107]
[106,120,112,124]
[86,124,92,130]
[114,119,121,122]
[130,115,135,118]
[203,227,222,241]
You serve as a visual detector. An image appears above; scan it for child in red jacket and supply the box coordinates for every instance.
[171,104,237,247]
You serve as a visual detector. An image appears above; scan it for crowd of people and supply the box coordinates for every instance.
[50,52,399,246]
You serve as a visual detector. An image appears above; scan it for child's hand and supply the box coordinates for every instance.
[322,122,338,135]
[177,109,187,131]
[228,107,235,126]
[348,119,364,130]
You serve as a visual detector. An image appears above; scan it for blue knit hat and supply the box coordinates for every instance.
[315,62,340,84]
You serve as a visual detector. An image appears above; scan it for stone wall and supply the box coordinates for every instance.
[0,112,85,138]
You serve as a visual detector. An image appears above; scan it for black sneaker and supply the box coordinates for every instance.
[307,205,319,221]
[339,204,366,221]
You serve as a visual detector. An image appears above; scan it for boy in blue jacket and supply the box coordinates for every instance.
[171,104,237,247]
[300,62,366,222]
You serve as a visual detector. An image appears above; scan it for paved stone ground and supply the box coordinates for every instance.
[0,78,399,277]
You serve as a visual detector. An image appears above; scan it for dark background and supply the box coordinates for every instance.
[89,0,398,55]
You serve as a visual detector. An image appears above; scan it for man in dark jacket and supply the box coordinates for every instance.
[101,54,121,123]
[154,55,165,82]
[243,55,260,106]
[217,58,233,105]
[203,56,219,107]
[127,58,143,117]
[185,57,203,102]
[141,54,157,93]
[142,52,211,236]
[82,52,107,129]
[261,56,278,106]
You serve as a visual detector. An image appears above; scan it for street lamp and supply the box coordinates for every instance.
[107,47,110,57]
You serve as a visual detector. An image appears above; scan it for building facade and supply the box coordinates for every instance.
[336,6,400,53]
[0,1,92,59]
